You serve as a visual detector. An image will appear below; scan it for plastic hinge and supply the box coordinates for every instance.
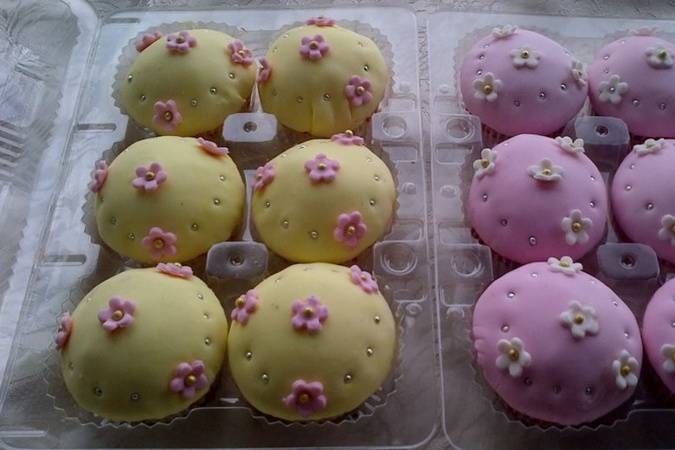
[222,112,277,143]
[596,242,660,280]
[371,111,419,144]
[206,241,268,282]
[432,114,482,148]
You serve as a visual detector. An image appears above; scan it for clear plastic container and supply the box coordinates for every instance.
[0,1,435,448]
[429,10,675,450]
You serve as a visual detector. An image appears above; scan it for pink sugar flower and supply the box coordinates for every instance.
[330,131,364,146]
[350,265,379,294]
[306,17,335,27]
[169,360,208,400]
[334,211,367,248]
[305,153,340,183]
[132,162,167,191]
[88,160,108,193]
[291,296,328,333]
[257,57,272,83]
[166,31,197,53]
[231,290,258,325]
[156,262,193,279]
[97,296,136,332]
[345,76,373,107]
[153,100,182,132]
[283,379,328,417]
[55,312,73,349]
[253,162,275,192]
[197,137,229,156]
[228,40,254,67]
[136,31,163,52]
[142,227,177,260]
[299,34,329,60]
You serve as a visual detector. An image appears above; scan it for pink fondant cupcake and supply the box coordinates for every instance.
[459,26,588,137]
[611,138,675,264]
[472,258,642,426]
[588,34,675,138]
[643,278,675,394]
[468,134,607,264]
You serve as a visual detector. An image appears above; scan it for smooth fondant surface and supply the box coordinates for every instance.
[468,134,607,264]
[228,263,396,421]
[473,261,642,425]
[95,136,245,264]
[460,28,587,137]
[589,35,675,137]
[611,139,675,264]
[121,29,256,137]
[251,138,396,263]
[258,23,388,137]
[59,268,228,422]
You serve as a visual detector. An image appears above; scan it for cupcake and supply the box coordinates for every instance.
[642,278,675,394]
[258,18,388,137]
[227,263,396,421]
[588,34,675,138]
[459,26,588,137]
[468,134,607,264]
[91,136,245,264]
[56,266,228,422]
[611,138,675,264]
[250,133,396,263]
[120,29,256,136]
[472,258,642,425]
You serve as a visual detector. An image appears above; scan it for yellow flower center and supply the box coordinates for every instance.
[571,221,583,233]
[238,49,247,57]
[303,307,314,318]
[559,260,570,267]
[144,171,155,181]
[508,348,520,361]
[520,50,530,59]
[153,238,165,249]
[573,314,585,325]
[356,86,366,95]
[176,36,185,44]
[318,163,327,170]
[542,168,552,176]
[235,296,245,308]
[185,374,197,386]
[346,225,356,236]
[482,84,493,95]
[670,224,675,234]
[112,309,124,321]
[620,365,631,377]
[163,111,173,121]
[298,393,310,404]
[360,273,368,281]
[481,159,490,168]
[671,350,675,361]
[345,130,354,137]
[309,41,319,50]
[658,49,668,59]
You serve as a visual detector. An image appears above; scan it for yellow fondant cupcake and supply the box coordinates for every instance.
[258,18,388,137]
[120,29,256,136]
[227,263,396,421]
[91,136,245,264]
[250,133,396,263]
[56,266,228,422]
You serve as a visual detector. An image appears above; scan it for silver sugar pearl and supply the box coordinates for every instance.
[625,185,632,191]
[191,98,198,107]
[127,233,135,241]
[363,64,369,71]
[245,351,252,360]
[369,199,376,206]
[130,392,140,401]
[344,373,353,383]
[261,373,269,384]
[139,94,146,102]
[296,96,303,103]
[264,201,271,208]
[374,315,381,324]
[204,337,211,345]
[213,198,221,205]
[501,324,510,332]
[310,231,319,239]
[507,291,515,299]
[127,74,133,82]
[210,87,217,95]
[646,203,654,210]
[323,93,331,101]
[366,347,374,357]
[632,99,640,106]
[110,216,117,225]
[228,72,235,79]
[94,387,103,397]
[538,91,546,99]
[191,223,199,230]
[482,194,488,201]
[659,103,667,110]
[282,219,289,229]
[560,83,567,91]
[197,293,204,300]
[528,236,537,246]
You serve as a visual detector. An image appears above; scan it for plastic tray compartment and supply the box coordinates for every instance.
[429,10,675,450]
[0,2,436,449]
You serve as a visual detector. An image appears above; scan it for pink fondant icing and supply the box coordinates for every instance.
[459,29,587,137]
[473,261,642,425]
[611,139,675,264]
[468,134,607,264]
[642,278,675,394]
[588,35,675,138]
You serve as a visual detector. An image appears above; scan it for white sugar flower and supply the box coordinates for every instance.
[632,26,656,36]
[492,24,517,39]
[473,148,497,178]
[612,349,639,390]
[495,337,531,378]
[634,138,665,156]
[527,158,563,182]
[646,46,673,69]
[548,256,583,275]
[661,343,675,373]
[598,74,629,104]
[510,46,541,69]
[658,214,675,246]
[555,136,585,154]
[561,209,592,245]
[571,60,587,86]
[473,72,502,102]
[559,300,599,339]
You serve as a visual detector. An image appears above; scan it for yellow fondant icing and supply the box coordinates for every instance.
[259,25,388,137]
[251,139,396,263]
[228,263,396,421]
[121,29,255,137]
[59,268,228,422]
[95,136,245,264]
